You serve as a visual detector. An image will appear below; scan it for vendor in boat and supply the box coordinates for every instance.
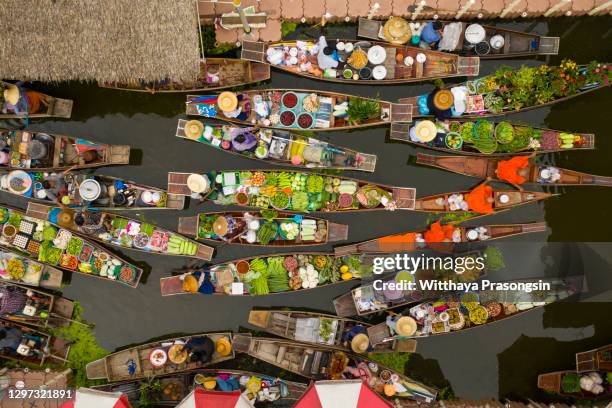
[342,325,373,353]
[0,324,23,354]
[316,36,339,70]
[427,89,455,120]
[181,269,216,295]
[420,21,444,50]
[184,335,215,364]
[224,126,258,152]
[2,83,46,115]
[74,211,111,235]
[41,172,68,202]
[0,286,28,317]
[495,153,536,190]
[218,92,249,121]
[424,221,455,243]
[465,179,495,214]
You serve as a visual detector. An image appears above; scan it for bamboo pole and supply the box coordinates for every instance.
[588,0,612,15]
[544,0,572,16]
[456,0,476,19]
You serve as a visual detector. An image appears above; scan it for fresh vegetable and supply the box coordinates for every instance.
[66,237,84,256]
[460,122,475,143]
[256,222,278,245]
[271,191,289,209]
[266,256,290,292]
[306,175,324,194]
[494,121,514,144]
[473,120,497,154]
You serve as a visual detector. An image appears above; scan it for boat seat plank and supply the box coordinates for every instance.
[333,292,358,317]
[327,222,349,242]
[538,37,560,55]
[109,145,131,165]
[160,276,185,296]
[241,41,267,63]
[358,18,383,40]
[195,244,214,261]
[359,153,377,172]
[537,372,561,392]
[392,187,416,209]
[231,334,253,353]
[456,56,480,76]
[26,202,53,220]
[389,122,411,142]
[390,103,413,123]
[167,172,193,196]
[50,98,73,119]
[50,297,74,326]
[166,194,186,210]
[177,216,198,237]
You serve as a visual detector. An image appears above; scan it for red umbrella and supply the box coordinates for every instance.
[293,380,393,408]
[176,388,252,408]
[59,388,132,408]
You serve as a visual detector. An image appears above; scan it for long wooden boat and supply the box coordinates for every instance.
[248,309,416,353]
[399,63,610,119]
[333,251,488,317]
[86,332,235,382]
[0,281,74,329]
[389,120,594,156]
[178,210,348,247]
[0,129,130,171]
[0,171,185,210]
[26,203,214,261]
[240,39,479,84]
[365,276,583,345]
[0,319,70,365]
[334,222,547,255]
[167,170,416,213]
[160,252,374,297]
[0,204,143,288]
[186,89,413,132]
[98,58,270,93]
[358,18,560,59]
[416,153,612,187]
[0,246,63,289]
[93,368,308,406]
[0,81,73,119]
[176,119,378,172]
[538,370,612,399]
[576,344,612,372]
[231,334,438,402]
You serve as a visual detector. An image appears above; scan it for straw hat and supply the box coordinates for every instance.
[350,333,370,354]
[433,89,454,111]
[396,316,417,336]
[186,173,210,194]
[414,120,438,142]
[184,120,204,140]
[383,17,411,45]
[57,210,75,228]
[213,216,229,237]
[3,85,20,105]
[215,337,232,356]
[217,92,238,112]
[182,274,199,293]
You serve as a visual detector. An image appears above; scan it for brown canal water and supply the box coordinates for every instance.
[1,17,611,402]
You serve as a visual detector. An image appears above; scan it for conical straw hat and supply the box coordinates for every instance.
[217,92,238,112]
[396,316,417,336]
[383,17,411,45]
[184,120,204,140]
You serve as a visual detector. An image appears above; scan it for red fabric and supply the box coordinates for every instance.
[59,402,74,408]
[466,183,494,214]
[293,383,323,408]
[193,389,241,408]
[424,222,455,243]
[496,156,529,185]
[356,382,393,408]
[115,395,132,408]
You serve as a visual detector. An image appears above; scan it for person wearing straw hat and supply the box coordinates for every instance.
[427,88,455,120]
[413,120,438,144]
[383,17,412,45]
[342,324,373,353]
[184,120,204,140]
[218,91,250,121]
[2,82,45,115]
[350,333,371,354]
[394,316,417,337]
[181,268,215,295]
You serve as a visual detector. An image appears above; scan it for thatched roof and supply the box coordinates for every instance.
[0,0,201,82]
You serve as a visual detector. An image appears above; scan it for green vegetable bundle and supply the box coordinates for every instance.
[494,122,514,144]
[291,192,309,211]
[473,120,497,154]
[460,122,475,143]
[306,175,324,194]
[266,256,289,292]
[257,222,278,245]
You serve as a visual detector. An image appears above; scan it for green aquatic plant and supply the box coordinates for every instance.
[369,352,411,374]
[281,21,298,38]
[347,97,381,125]
[483,246,505,271]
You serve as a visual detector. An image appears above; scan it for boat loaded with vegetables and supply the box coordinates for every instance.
[400,61,611,119]
[390,119,594,156]
[0,281,74,329]
[0,170,184,209]
[241,37,478,84]
[167,170,416,213]
[93,368,308,406]
[177,210,348,247]
[160,252,373,296]
[186,89,412,132]
[176,119,378,172]
[26,203,214,260]
[86,332,235,382]
[0,129,130,171]
[248,309,416,354]
[232,334,438,402]
[370,276,583,343]
[0,246,63,289]
[0,205,143,287]
[417,153,612,187]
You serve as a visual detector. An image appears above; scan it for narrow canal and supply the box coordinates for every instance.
[1,16,610,402]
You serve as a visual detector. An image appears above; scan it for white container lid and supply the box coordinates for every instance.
[465,24,486,44]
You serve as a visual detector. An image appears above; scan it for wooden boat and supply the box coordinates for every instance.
[86,332,235,382]
[93,368,308,406]
[98,58,270,93]
[0,246,63,289]
[248,309,416,353]
[167,170,416,213]
[399,63,610,120]
[178,210,348,247]
[26,203,214,261]
[334,222,547,255]
[0,81,73,119]
[333,251,488,317]
[389,121,595,156]
[240,39,479,84]
[0,171,185,210]
[538,370,612,399]
[160,252,375,297]
[576,344,612,372]
[0,281,74,329]
[231,334,438,402]
[186,89,413,132]
[0,129,130,171]
[416,153,612,187]
[176,119,378,172]
[358,18,560,59]
[0,204,143,288]
[0,320,70,365]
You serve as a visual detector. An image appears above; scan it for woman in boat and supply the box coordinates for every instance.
[317,36,339,70]
[42,173,68,202]
[420,21,444,50]
[184,336,215,364]
[465,179,495,214]
[2,83,46,115]
[181,269,215,295]
[0,324,23,354]
[0,286,28,317]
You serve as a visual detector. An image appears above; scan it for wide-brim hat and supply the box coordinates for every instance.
[187,173,210,194]
[184,120,204,140]
[350,333,370,354]
[433,90,454,111]
[57,210,75,228]
[182,274,199,293]
[213,216,229,237]
[396,316,417,336]
[215,337,232,356]
[383,17,411,45]
[4,85,20,105]
[414,120,438,142]
[217,91,238,112]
